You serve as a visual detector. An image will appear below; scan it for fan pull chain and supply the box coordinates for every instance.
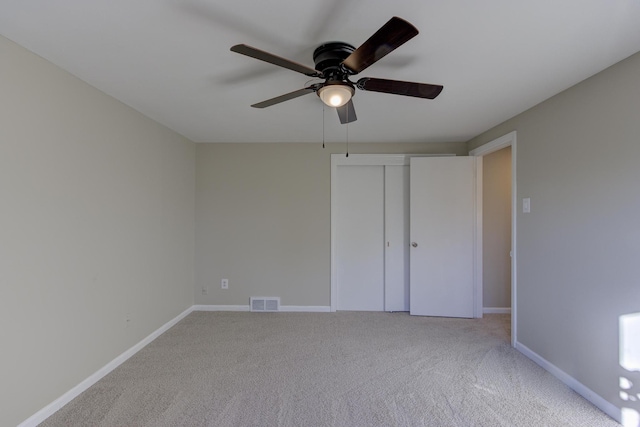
[322,104,325,149]
[346,107,349,157]
[346,126,349,157]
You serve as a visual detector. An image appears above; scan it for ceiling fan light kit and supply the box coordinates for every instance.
[230,16,443,124]
[317,82,354,107]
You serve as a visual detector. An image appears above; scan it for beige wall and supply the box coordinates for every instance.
[482,146,512,308]
[468,51,640,415]
[0,36,195,426]
[195,142,467,306]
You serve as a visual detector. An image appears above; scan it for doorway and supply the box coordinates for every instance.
[482,146,512,313]
[470,131,517,346]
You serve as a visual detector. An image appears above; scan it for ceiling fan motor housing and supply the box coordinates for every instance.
[313,42,356,78]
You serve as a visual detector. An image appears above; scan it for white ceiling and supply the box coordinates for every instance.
[2,1,640,143]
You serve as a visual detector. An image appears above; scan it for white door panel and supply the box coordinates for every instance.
[384,165,410,311]
[410,157,476,318]
[336,165,385,311]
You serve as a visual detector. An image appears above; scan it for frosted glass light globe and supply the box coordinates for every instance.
[318,84,354,108]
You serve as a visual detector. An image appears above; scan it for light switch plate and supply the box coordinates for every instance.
[523,198,531,213]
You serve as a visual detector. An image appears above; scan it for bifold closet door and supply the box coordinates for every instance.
[336,165,384,311]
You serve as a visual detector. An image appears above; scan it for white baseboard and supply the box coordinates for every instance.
[280,305,331,312]
[515,341,620,423]
[483,307,512,314]
[192,304,250,311]
[18,306,194,427]
[193,304,331,313]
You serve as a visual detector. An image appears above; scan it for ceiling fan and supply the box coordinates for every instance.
[230,16,443,124]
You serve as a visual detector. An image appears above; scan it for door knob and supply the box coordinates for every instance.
[411,242,418,248]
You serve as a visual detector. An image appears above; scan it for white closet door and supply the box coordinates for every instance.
[384,165,410,311]
[409,157,476,318]
[336,165,384,311]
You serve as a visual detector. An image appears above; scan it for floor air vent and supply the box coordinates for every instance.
[250,297,280,312]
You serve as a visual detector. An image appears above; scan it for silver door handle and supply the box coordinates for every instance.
[411,242,418,248]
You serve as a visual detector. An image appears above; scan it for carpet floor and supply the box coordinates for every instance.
[40,312,618,426]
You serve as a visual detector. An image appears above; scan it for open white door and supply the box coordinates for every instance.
[409,157,476,318]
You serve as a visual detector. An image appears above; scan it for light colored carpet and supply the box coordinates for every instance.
[40,312,618,426]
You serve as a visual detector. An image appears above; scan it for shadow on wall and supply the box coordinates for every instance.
[620,312,640,426]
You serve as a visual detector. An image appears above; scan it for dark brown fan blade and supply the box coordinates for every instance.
[231,44,323,78]
[357,77,443,99]
[251,85,320,108]
[341,17,418,74]
[337,99,357,124]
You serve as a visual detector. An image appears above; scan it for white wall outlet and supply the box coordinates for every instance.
[201,287,208,295]
[221,279,229,289]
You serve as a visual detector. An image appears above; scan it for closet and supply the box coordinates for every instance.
[335,164,409,311]
[331,154,478,317]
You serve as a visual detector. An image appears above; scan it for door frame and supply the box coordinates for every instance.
[330,153,454,312]
[469,131,517,346]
